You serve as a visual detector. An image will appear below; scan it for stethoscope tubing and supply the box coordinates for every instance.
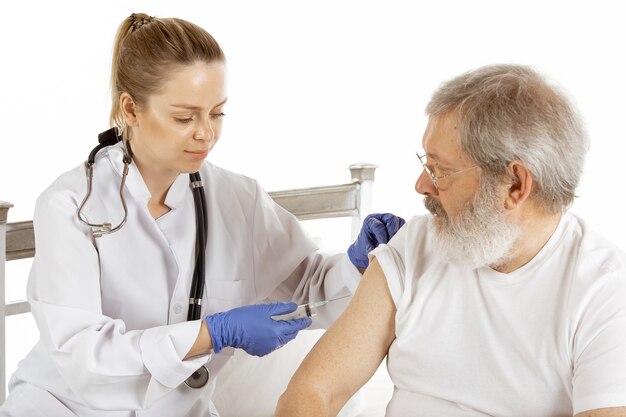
[185,171,210,389]
[188,171,208,321]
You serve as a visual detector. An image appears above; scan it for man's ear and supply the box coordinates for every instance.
[504,161,533,210]
[120,93,139,127]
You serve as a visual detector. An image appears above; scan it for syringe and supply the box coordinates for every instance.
[271,295,350,321]
[271,301,328,321]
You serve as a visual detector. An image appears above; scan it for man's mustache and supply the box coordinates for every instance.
[424,196,447,219]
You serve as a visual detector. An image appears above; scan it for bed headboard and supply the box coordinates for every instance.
[0,163,376,402]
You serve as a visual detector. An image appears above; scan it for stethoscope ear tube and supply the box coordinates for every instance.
[78,127,131,238]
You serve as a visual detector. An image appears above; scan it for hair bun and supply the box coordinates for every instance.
[130,13,155,32]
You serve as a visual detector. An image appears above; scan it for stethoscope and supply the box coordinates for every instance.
[77,127,211,388]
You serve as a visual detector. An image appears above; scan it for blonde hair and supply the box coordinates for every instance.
[109,13,225,139]
[426,64,589,213]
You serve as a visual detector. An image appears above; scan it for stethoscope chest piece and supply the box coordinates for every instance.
[185,365,210,389]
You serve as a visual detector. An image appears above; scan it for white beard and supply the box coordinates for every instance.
[425,182,520,269]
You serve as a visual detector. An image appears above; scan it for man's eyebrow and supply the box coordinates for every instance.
[426,151,455,167]
[426,151,444,162]
[170,97,228,111]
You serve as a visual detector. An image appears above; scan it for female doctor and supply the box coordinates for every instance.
[0,13,403,417]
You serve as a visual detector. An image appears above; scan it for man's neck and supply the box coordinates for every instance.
[492,209,562,273]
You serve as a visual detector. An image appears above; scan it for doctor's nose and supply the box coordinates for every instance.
[193,119,215,141]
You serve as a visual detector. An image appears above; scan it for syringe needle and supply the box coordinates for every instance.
[325,294,352,303]
[271,295,353,321]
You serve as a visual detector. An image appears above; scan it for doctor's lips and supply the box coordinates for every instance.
[186,150,209,160]
[424,196,447,218]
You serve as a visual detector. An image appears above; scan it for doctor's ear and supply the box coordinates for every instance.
[120,93,139,127]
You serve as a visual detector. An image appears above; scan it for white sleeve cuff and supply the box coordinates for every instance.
[140,320,210,388]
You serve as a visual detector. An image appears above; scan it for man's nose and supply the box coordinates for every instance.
[415,170,437,196]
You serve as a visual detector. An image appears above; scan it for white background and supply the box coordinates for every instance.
[1,0,625,397]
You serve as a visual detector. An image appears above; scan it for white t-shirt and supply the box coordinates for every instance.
[371,212,626,417]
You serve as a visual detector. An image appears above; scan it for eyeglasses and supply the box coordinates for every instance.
[416,152,479,190]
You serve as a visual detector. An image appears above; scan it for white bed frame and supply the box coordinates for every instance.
[0,163,377,405]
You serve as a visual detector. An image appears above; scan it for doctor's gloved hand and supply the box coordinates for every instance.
[204,302,311,357]
[348,213,406,270]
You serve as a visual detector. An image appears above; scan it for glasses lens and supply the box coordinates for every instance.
[416,153,437,188]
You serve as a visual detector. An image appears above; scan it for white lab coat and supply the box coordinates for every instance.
[3,143,360,417]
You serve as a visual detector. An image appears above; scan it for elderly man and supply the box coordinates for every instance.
[275,64,626,417]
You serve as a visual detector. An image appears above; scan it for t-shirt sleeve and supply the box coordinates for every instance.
[572,270,626,414]
[370,218,412,307]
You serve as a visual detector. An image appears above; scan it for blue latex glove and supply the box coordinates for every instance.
[204,302,311,357]
[348,213,406,269]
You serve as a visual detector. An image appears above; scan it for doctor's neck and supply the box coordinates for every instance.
[133,157,178,219]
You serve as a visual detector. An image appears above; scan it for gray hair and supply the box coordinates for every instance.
[426,64,589,213]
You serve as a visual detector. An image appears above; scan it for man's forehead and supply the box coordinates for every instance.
[422,113,466,164]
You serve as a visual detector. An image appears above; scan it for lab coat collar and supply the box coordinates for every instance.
[104,143,190,210]
[163,174,189,210]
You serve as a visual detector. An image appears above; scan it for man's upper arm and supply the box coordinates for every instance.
[275,257,396,416]
[574,406,626,417]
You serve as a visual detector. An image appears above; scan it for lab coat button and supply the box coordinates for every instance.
[174,304,183,314]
